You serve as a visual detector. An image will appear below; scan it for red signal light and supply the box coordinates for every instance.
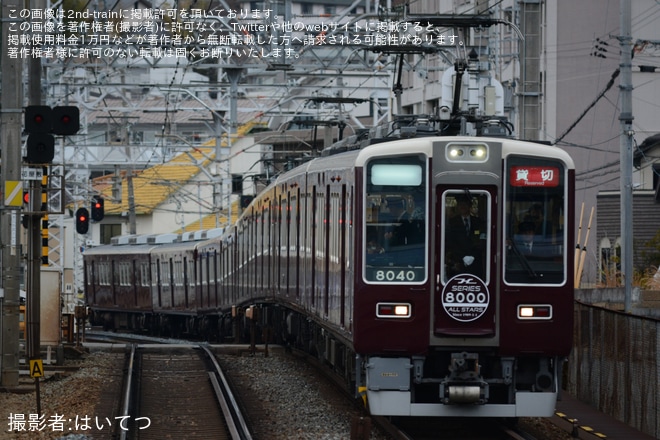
[91,196,104,221]
[25,106,52,133]
[75,207,89,234]
[52,106,80,135]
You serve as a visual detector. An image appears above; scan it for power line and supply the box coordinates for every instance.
[553,68,620,146]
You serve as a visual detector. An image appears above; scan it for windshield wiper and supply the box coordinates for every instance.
[509,241,538,279]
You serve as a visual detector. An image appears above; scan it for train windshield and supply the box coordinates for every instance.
[364,155,427,283]
[504,156,567,284]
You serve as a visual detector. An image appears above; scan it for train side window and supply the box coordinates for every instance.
[140,262,150,287]
[87,262,94,287]
[161,260,170,288]
[363,155,427,284]
[100,262,109,286]
[120,261,130,287]
[504,156,567,285]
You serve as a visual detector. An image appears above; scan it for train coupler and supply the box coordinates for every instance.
[440,352,489,404]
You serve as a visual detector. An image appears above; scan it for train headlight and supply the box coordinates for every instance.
[376,302,411,318]
[449,147,464,158]
[446,143,489,163]
[517,304,552,320]
[470,146,486,158]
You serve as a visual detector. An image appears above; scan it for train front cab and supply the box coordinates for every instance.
[357,138,574,417]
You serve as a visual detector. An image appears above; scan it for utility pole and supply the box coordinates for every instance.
[26,0,46,389]
[619,0,634,312]
[1,0,24,388]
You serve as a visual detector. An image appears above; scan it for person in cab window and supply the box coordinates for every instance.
[516,221,538,255]
[383,198,409,248]
[384,197,425,247]
[446,196,486,278]
[509,220,555,259]
[525,204,542,228]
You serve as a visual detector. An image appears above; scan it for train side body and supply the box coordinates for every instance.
[150,240,199,314]
[219,154,357,344]
[84,135,575,419]
[84,243,156,329]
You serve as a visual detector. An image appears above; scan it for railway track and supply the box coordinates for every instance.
[389,416,541,440]
[119,344,251,440]
[287,347,543,440]
[83,332,564,440]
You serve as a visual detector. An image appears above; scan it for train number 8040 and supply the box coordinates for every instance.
[371,269,423,282]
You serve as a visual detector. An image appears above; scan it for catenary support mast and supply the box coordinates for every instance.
[1,0,24,388]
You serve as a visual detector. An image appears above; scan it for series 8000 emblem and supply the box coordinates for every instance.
[441,274,490,322]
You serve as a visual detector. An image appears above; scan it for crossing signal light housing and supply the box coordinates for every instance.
[25,105,80,135]
[91,196,104,221]
[24,105,80,164]
[25,106,53,133]
[75,207,89,234]
[26,133,55,164]
[52,106,80,135]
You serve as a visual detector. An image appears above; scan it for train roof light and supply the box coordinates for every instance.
[446,143,489,163]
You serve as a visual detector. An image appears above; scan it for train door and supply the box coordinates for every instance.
[434,188,497,337]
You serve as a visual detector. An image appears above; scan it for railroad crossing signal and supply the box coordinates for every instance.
[75,207,89,234]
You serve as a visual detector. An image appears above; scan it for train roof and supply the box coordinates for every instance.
[269,146,360,187]
[83,242,161,256]
[149,238,203,254]
[351,135,575,169]
[233,133,575,232]
[268,135,576,177]
[83,229,225,257]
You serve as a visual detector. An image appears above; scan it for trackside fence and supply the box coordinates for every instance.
[566,300,659,438]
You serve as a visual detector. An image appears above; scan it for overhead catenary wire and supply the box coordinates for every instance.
[553,68,620,146]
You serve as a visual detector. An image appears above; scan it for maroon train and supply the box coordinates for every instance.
[85,131,575,418]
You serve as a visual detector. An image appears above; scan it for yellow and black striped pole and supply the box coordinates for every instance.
[41,169,48,266]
